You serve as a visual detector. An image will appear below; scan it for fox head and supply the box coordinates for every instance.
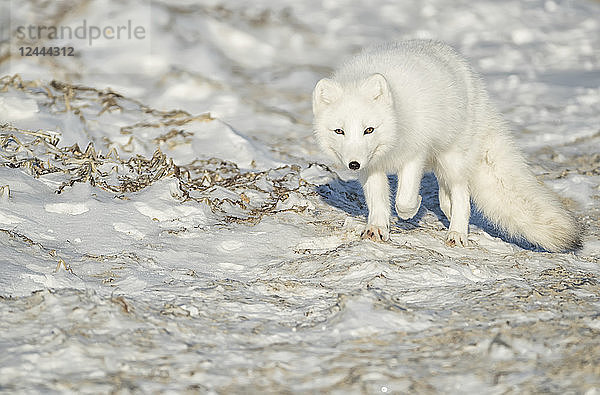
[312,73,397,171]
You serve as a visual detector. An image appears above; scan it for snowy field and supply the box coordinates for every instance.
[1,0,600,392]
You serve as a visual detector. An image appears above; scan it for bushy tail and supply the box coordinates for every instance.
[470,122,582,252]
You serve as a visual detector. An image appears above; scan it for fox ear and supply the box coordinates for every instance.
[313,78,342,113]
[361,73,391,102]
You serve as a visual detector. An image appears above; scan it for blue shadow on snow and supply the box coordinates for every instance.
[316,172,541,251]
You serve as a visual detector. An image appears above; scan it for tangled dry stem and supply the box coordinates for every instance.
[1,75,315,226]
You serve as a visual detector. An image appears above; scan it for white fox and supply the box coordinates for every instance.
[312,40,581,252]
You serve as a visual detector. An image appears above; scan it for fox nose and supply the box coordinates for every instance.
[348,161,360,170]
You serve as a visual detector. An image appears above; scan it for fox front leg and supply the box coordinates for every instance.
[360,171,391,242]
[395,158,424,220]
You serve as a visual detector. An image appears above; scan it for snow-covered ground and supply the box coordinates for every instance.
[1,0,599,392]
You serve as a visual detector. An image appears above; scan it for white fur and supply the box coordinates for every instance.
[313,40,581,252]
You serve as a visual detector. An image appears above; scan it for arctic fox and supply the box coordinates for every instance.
[312,40,581,252]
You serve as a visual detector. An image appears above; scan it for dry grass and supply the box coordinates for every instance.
[1,75,316,225]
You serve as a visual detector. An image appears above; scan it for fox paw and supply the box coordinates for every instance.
[361,224,390,242]
[445,231,470,247]
[395,195,422,220]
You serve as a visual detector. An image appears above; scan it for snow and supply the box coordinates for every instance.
[1,0,600,393]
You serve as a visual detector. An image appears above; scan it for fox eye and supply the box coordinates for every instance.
[334,128,345,135]
[363,127,375,135]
